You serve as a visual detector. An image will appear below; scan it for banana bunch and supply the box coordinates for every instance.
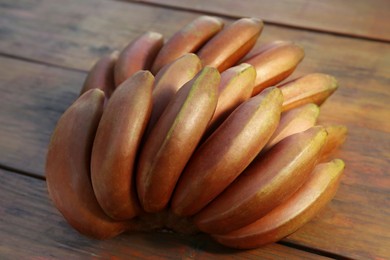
[45,16,347,249]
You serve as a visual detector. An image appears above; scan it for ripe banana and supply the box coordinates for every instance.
[136,67,220,213]
[320,125,348,162]
[212,159,345,249]
[206,63,256,134]
[194,126,328,234]
[91,71,154,220]
[197,18,263,72]
[80,51,118,98]
[264,103,319,151]
[151,16,224,74]
[46,16,347,248]
[279,73,338,111]
[46,89,126,239]
[146,53,202,134]
[172,87,283,217]
[241,42,304,96]
[114,32,163,86]
[240,41,291,62]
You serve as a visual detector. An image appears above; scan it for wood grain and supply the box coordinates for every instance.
[0,168,330,259]
[0,53,389,259]
[134,0,390,42]
[0,57,85,176]
[0,0,389,258]
[0,0,389,73]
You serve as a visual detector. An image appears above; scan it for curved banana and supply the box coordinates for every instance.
[241,42,304,96]
[239,41,291,62]
[114,32,163,86]
[80,51,118,98]
[320,125,348,162]
[264,103,319,151]
[279,73,338,111]
[136,67,220,213]
[152,16,224,74]
[212,159,345,249]
[197,18,263,72]
[206,63,256,135]
[91,71,154,220]
[146,53,202,134]
[46,89,126,239]
[172,87,283,217]
[194,126,328,234]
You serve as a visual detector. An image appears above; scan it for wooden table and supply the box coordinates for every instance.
[1,0,389,259]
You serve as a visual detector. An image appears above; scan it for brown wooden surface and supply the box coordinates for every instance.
[0,168,330,259]
[0,0,389,259]
[0,57,85,176]
[134,0,390,42]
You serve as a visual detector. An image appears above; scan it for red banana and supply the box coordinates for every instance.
[320,125,348,162]
[206,63,256,134]
[212,159,345,249]
[80,51,118,98]
[241,42,304,96]
[114,32,163,86]
[91,71,154,220]
[151,16,224,74]
[279,73,338,111]
[197,18,264,72]
[46,89,126,239]
[194,126,328,234]
[264,103,319,151]
[146,53,202,134]
[172,87,283,217]
[137,67,220,213]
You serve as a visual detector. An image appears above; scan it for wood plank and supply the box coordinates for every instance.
[0,0,389,133]
[0,0,200,71]
[1,0,390,73]
[134,0,390,42]
[0,58,389,260]
[0,168,330,259]
[286,171,390,259]
[0,0,389,258]
[0,57,85,176]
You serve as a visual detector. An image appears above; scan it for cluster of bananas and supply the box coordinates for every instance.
[46,16,347,249]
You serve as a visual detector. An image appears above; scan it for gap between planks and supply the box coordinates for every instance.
[278,241,354,260]
[0,163,45,181]
[0,52,88,74]
[0,164,345,259]
[121,0,390,44]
